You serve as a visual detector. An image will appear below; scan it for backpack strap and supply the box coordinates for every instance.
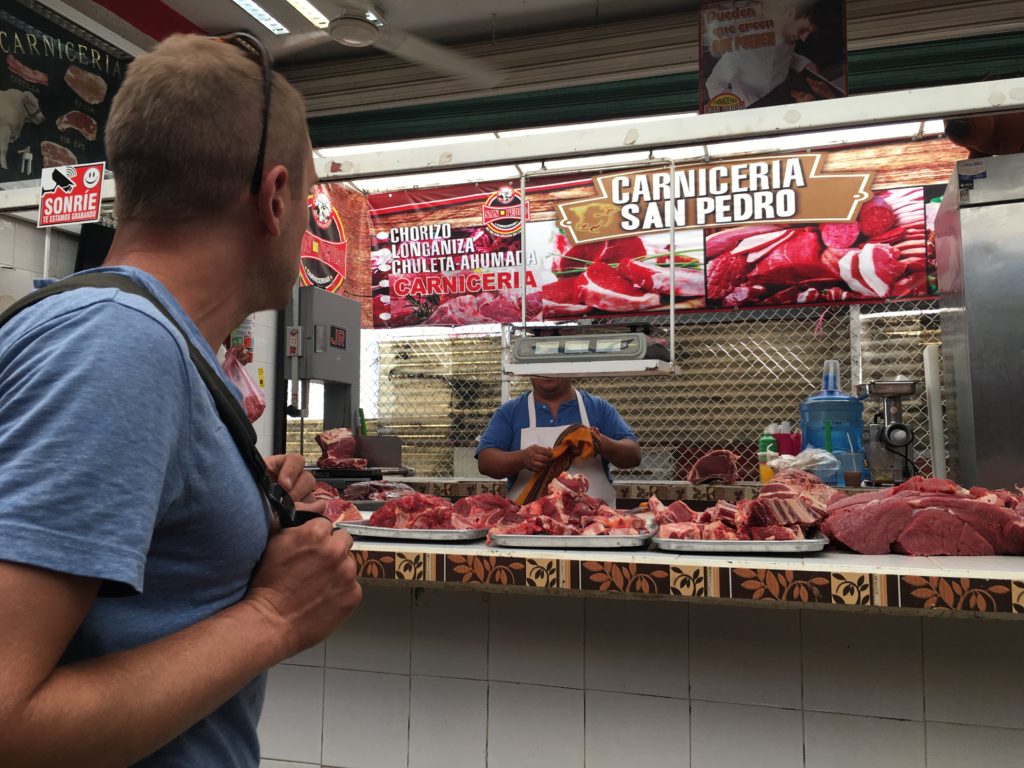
[0,273,305,527]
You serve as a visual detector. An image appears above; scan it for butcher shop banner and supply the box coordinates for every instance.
[0,1,129,186]
[699,0,847,114]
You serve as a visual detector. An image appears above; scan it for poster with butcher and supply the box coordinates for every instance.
[0,0,128,186]
[368,181,541,328]
[699,0,847,114]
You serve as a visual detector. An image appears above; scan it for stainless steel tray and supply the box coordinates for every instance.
[334,521,489,542]
[489,531,653,549]
[651,532,829,553]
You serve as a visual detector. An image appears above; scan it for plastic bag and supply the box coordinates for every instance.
[222,346,266,422]
[768,447,840,476]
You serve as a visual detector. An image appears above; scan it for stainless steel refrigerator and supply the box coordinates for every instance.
[936,152,1024,489]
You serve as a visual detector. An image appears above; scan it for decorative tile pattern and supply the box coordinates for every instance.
[576,561,671,594]
[669,565,706,597]
[353,549,396,579]
[1013,581,1024,614]
[898,576,1012,613]
[731,568,831,603]
[395,552,432,581]
[524,558,559,588]
[444,555,526,586]
[831,572,872,605]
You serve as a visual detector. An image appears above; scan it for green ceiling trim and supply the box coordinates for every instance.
[308,30,1024,147]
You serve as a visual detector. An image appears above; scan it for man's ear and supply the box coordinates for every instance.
[256,164,290,236]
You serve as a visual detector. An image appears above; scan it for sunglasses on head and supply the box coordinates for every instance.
[214,32,273,195]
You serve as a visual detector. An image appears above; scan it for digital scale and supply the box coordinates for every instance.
[506,332,674,377]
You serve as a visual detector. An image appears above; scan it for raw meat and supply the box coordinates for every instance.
[451,493,521,528]
[750,229,834,283]
[312,482,340,501]
[341,480,415,501]
[540,276,588,316]
[618,257,705,297]
[40,141,78,167]
[648,495,697,524]
[323,498,361,523]
[369,492,454,529]
[706,252,752,300]
[857,196,896,238]
[577,262,661,313]
[687,450,740,484]
[65,65,108,104]
[428,289,540,325]
[838,243,905,298]
[7,53,48,85]
[820,222,860,249]
[820,477,1024,555]
[705,224,783,258]
[56,110,98,141]
[552,236,646,275]
[315,428,358,468]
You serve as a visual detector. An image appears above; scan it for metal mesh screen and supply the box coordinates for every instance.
[353,300,953,482]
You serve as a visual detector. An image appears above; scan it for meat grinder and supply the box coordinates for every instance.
[855,379,919,485]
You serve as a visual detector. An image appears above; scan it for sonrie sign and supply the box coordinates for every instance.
[37,161,103,227]
[556,154,874,245]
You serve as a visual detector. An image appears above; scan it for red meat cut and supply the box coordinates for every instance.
[750,229,834,283]
[705,224,783,258]
[7,53,48,85]
[323,498,361,523]
[56,110,98,141]
[577,262,661,313]
[687,449,740,484]
[618,257,704,297]
[315,428,358,468]
[540,276,588,316]
[428,289,540,325]
[341,480,415,500]
[552,236,645,275]
[65,65,108,104]
[838,243,905,298]
[40,141,78,168]
[857,197,896,238]
[706,252,752,300]
[820,222,860,249]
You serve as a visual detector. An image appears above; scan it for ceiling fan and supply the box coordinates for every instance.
[275,1,505,88]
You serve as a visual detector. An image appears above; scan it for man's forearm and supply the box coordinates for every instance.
[477,447,522,479]
[2,599,288,768]
[600,437,642,469]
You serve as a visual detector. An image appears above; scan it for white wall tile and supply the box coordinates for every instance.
[585,598,687,698]
[12,221,45,273]
[804,711,925,768]
[325,584,411,674]
[585,690,689,768]
[322,669,409,768]
[286,641,326,668]
[802,611,923,720]
[411,588,488,680]
[489,594,583,688]
[0,267,38,304]
[926,722,1024,768]
[0,217,15,267]
[260,761,319,768]
[690,701,803,768]
[409,675,487,768]
[258,664,324,765]
[487,682,584,768]
[690,603,801,709]
[924,617,1024,728]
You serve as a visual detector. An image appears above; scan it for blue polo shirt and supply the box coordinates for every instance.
[475,389,637,487]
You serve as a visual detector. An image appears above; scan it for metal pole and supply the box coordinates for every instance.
[923,342,947,479]
[43,227,52,278]
[667,160,676,370]
[849,306,863,387]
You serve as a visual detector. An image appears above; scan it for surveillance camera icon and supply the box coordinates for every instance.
[41,166,76,195]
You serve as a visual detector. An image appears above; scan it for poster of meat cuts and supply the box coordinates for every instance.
[699,0,847,114]
[0,1,128,186]
[368,181,541,328]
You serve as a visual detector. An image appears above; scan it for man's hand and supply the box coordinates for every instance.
[246,519,361,658]
[519,444,553,473]
[265,453,317,502]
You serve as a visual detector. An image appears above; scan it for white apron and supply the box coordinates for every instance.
[507,390,616,506]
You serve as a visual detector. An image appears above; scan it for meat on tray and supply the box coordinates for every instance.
[65,64,108,104]
[56,110,98,141]
[315,428,367,469]
[488,472,647,540]
[324,498,361,523]
[687,449,740,484]
[653,469,840,541]
[341,480,416,501]
[704,188,930,307]
[364,492,521,530]
[820,477,1024,555]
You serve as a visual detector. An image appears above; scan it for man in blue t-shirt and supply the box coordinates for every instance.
[476,376,641,505]
[0,35,361,767]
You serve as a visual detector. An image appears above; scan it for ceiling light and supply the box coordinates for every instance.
[284,0,330,29]
[231,0,288,35]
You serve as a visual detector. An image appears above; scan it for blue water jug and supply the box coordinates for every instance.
[799,360,864,485]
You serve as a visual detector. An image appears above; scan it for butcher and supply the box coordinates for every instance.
[476,376,641,505]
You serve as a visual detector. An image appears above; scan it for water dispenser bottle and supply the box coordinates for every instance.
[799,360,865,485]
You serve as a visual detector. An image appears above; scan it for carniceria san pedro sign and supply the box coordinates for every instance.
[557,154,875,244]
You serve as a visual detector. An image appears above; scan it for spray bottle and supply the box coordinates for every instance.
[758,426,778,484]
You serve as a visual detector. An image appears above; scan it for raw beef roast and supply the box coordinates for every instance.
[577,262,661,313]
[64,65,108,104]
[315,428,363,469]
[341,480,415,501]
[820,477,1024,555]
[687,450,740,484]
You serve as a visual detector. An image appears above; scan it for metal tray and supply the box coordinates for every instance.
[651,532,829,554]
[489,531,653,549]
[334,521,489,542]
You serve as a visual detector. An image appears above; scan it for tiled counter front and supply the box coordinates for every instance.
[351,541,1024,617]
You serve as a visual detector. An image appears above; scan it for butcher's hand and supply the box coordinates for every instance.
[520,444,553,473]
[245,519,362,657]
[265,453,318,502]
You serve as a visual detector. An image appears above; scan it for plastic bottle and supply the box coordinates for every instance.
[799,360,864,485]
[758,427,778,484]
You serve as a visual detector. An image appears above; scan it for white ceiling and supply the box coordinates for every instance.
[161,0,701,65]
